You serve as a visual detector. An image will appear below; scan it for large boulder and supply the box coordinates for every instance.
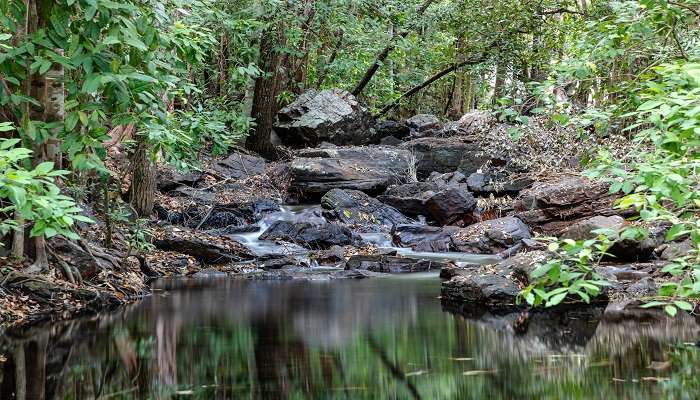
[259,220,355,249]
[372,120,410,143]
[211,152,267,180]
[274,89,375,147]
[377,182,438,217]
[321,189,413,232]
[514,176,620,236]
[154,229,254,264]
[400,137,486,179]
[451,216,532,254]
[288,146,413,200]
[425,187,477,226]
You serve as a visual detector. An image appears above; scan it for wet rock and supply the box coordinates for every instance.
[451,216,532,254]
[211,224,261,235]
[379,135,404,146]
[400,137,486,179]
[393,225,459,252]
[514,177,620,236]
[191,268,226,278]
[425,187,477,226]
[329,269,387,279]
[288,146,413,200]
[310,245,346,265]
[346,254,453,273]
[406,114,442,137]
[259,220,355,249]
[321,189,413,232]
[377,182,438,217]
[274,89,375,147]
[256,255,306,270]
[467,172,532,195]
[211,152,267,180]
[157,166,203,192]
[441,270,521,307]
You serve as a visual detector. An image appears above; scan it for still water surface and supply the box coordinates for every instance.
[1,273,699,399]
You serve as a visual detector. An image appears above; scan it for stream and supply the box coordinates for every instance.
[1,206,699,399]
[1,273,699,399]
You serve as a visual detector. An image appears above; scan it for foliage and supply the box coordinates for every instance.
[0,138,90,240]
[519,236,612,307]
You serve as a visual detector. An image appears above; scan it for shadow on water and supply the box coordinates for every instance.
[1,274,700,399]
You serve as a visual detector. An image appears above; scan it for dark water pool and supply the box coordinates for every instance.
[1,273,699,399]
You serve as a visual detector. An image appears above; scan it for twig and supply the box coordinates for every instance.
[195,206,216,230]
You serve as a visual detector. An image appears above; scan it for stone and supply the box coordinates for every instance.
[379,135,404,146]
[467,172,532,195]
[514,177,620,235]
[288,146,414,200]
[425,187,477,226]
[321,188,414,232]
[393,224,459,252]
[658,240,694,261]
[345,254,454,273]
[259,220,355,249]
[560,215,625,240]
[406,114,442,137]
[49,236,122,280]
[157,166,203,192]
[274,89,375,147]
[400,137,486,179]
[373,120,410,143]
[451,216,532,254]
[441,272,521,306]
[192,268,226,278]
[429,171,469,188]
[377,182,438,217]
[211,152,267,180]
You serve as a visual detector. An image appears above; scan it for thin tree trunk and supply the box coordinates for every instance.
[316,30,343,89]
[245,23,286,158]
[492,62,506,105]
[129,136,155,217]
[378,55,485,116]
[351,0,436,96]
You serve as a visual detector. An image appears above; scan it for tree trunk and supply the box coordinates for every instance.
[492,62,506,105]
[130,136,155,218]
[351,0,436,96]
[245,24,286,159]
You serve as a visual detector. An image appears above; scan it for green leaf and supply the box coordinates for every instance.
[664,305,678,317]
[640,301,668,308]
[673,300,694,312]
[546,292,567,307]
[666,224,687,241]
[82,73,101,93]
[34,162,54,175]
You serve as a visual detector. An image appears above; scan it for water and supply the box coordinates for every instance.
[1,274,699,399]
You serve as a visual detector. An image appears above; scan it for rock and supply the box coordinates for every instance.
[346,254,454,273]
[560,215,663,262]
[321,189,413,232]
[256,255,306,270]
[288,146,413,200]
[400,137,486,179]
[393,224,459,252]
[467,172,532,195]
[211,152,267,180]
[157,166,203,192]
[658,240,694,261]
[191,268,226,278]
[154,230,254,264]
[429,171,469,188]
[450,111,495,135]
[329,269,387,279]
[274,89,375,147]
[379,135,404,146]
[425,187,477,226]
[441,271,521,307]
[377,182,438,217]
[514,177,621,236]
[259,220,355,249]
[373,120,410,143]
[406,114,442,137]
[311,245,346,265]
[451,216,532,254]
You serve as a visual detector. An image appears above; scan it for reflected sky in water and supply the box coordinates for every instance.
[1,273,699,399]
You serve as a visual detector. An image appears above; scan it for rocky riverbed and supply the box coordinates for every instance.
[0,89,691,328]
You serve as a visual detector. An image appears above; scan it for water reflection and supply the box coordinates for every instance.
[0,275,699,399]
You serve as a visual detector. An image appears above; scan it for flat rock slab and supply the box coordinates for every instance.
[288,146,413,200]
[346,254,454,273]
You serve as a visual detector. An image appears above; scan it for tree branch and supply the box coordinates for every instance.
[668,1,700,18]
[377,55,486,117]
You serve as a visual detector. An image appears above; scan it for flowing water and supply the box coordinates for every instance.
[1,274,699,399]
